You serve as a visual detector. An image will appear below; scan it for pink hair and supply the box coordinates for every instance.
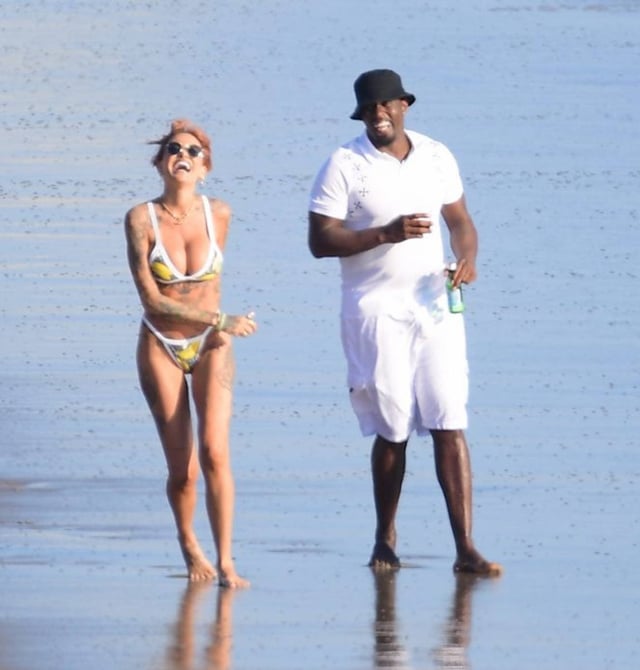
[149,118,212,171]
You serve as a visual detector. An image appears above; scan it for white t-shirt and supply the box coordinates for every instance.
[309,129,464,318]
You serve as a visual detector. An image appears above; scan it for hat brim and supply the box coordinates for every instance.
[350,94,416,120]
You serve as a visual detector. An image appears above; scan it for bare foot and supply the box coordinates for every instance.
[218,564,250,589]
[180,539,217,582]
[368,542,401,570]
[453,549,502,577]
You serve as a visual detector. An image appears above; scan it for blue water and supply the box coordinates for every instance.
[1,1,638,669]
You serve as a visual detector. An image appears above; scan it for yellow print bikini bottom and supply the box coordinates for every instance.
[142,316,213,373]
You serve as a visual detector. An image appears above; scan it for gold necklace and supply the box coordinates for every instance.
[159,199,196,225]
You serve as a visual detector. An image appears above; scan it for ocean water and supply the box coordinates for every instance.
[0,1,638,669]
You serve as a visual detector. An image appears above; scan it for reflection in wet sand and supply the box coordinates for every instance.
[372,571,412,669]
[372,572,482,669]
[160,582,235,670]
[431,575,480,670]
[206,588,235,670]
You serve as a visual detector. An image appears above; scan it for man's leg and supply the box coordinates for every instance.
[431,429,502,575]
[369,435,408,569]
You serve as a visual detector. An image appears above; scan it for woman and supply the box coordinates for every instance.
[124,119,257,587]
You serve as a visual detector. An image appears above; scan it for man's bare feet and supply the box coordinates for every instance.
[368,542,401,570]
[180,539,217,582]
[218,563,250,589]
[453,549,502,577]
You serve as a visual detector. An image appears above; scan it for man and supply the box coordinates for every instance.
[308,69,501,575]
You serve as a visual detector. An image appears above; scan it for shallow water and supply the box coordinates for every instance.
[1,1,639,669]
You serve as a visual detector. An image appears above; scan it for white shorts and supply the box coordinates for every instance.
[341,309,469,442]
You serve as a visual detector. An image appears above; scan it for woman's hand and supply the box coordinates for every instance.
[219,312,258,337]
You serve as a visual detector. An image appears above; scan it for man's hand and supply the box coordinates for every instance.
[450,258,477,287]
[384,213,432,243]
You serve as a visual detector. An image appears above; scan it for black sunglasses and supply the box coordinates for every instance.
[165,141,205,158]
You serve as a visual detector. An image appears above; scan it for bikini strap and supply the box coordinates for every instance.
[201,194,215,239]
[147,201,160,236]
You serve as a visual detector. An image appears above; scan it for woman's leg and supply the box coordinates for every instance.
[137,325,216,581]
[191,334,249,588]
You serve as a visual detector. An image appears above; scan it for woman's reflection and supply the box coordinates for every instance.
[372,571,481,670]
[206,588,234,669]
[162,581,235,670]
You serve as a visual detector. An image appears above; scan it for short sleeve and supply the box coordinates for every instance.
[308,153,349,220]
[439,143,464,205]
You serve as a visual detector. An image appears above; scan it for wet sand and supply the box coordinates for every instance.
[1,1,639,668]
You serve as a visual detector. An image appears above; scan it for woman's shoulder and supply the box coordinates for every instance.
[125,200,153,226]
[124,201,154,244]
[205,196,232,222]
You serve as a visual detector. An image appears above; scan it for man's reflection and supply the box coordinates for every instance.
[372,571,412,669]
[372,571,481,670]
[162,582,235,670]
[431,575,480,669]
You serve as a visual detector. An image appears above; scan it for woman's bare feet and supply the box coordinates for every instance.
[180,538,217,581]
[218,563,250,589]
[453,548,502,577]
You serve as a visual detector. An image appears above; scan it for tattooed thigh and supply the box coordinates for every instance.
[215,344,236,391]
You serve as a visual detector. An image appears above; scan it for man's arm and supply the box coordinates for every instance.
[308,211,433,258]
[441,195,478,286]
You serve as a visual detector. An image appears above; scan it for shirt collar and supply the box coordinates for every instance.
[358,129,418,162]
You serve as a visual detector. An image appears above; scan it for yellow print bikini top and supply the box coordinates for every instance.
[147,195,223,284]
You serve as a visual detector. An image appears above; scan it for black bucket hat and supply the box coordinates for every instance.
[350,69,416,120]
